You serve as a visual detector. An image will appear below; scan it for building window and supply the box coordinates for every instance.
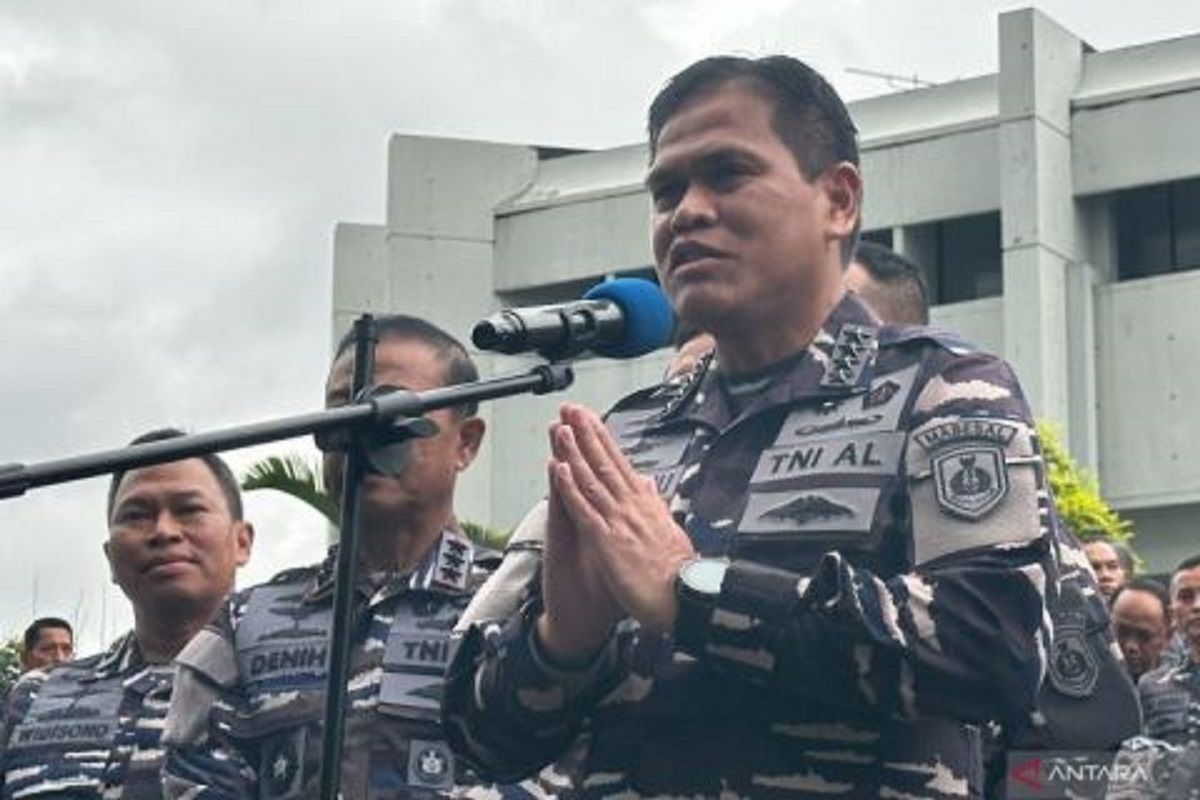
[904,212,1002,305]
[1117,177,1200,280]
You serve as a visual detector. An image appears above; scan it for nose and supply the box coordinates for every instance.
[149,510,186,544]
[670,183,717,234]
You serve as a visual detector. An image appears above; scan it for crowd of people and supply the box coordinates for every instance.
[2,53,1198,799]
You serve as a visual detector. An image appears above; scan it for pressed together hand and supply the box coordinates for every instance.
[537,403,695,664]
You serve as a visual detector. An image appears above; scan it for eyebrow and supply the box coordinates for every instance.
[644,145,759,190]
[115,488,208,510]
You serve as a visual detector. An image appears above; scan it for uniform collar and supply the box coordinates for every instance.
[669,292,881,430]
[85,630,144,682]
[305,520,476,604]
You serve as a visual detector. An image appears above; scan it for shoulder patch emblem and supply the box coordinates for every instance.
[914,419,1017,451]
[407,739,454,789]
[932,444,1008,520]
[1048,620,1100,698]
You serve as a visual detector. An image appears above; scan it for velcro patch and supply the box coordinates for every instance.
[751,432,905,485]
[773,364,919,447]
[407,739,454,789]
[260,728,305,799]
[1048,619,1099,698]
[739,488,879,534]
[906,416,1040,565]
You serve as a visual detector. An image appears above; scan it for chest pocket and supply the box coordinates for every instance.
[729,364,920,570]
[236,585,334,697]
[378,599,461,721]
[5,674,123,796]
[610,407,694,501]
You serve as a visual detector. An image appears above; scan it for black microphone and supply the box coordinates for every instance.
[471,278,674,360]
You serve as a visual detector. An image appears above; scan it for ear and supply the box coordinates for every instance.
[102,540,118,585]
[821,161,863,247]
[233,521,255,568]
[455,417,486,471]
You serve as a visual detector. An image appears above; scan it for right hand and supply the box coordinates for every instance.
[537,456,623,665]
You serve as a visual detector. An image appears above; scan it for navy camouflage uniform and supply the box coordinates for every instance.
[162,525,491,799]
[1,631,173,798]
[444,293,1059,799]
[1106,653,1200,799]
[1139,656,1200,747]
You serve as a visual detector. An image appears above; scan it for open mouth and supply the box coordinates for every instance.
[669,240,726,273]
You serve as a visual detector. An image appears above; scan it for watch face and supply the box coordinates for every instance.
[681,558,729,596]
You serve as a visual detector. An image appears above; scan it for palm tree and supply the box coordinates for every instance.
[1037,420,1132,543]
[240,454,339,525]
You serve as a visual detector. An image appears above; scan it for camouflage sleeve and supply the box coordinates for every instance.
[444,593,627,782]
[693,352,1051,728]
[161,604,257,799]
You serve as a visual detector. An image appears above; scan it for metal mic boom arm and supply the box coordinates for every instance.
[0,363,574,501]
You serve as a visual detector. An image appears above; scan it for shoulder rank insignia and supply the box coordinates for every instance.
[820,324,877,389]
[658,349,714,419]
[429,529,473,592]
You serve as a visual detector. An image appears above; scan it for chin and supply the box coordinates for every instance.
[673,291,736,331]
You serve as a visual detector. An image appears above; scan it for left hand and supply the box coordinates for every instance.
[549,403,695,633]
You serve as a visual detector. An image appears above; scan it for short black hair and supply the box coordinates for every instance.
[106,428,244,522]
[648,55,861,263]
[1175,554,1200,575]
[333,315,480,417]
[1082,535,1136,577]
[852,240,930,325]
[1113,578,1170,623]
[23,617,73,654]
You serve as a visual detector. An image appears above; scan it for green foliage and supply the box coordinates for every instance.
[460,519,512,550]
[1,636,21,697]
[240,455,339,526]
[1037,420,1132,542]
[240,452,510,548]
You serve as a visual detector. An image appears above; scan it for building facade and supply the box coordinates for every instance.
[332,8,1200,571]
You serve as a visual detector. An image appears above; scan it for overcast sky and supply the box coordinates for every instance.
[3,0,1198,654]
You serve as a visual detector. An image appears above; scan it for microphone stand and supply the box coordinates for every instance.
[0,314,574,800]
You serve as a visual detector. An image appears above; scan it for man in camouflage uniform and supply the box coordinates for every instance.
[1139,556,1200,746]
[162,316,493,798]
[443,55,1063,799]
[1105,557,1200,798]
[1,429,254,798]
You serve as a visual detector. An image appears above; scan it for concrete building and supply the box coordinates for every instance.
[332,8,1200,571]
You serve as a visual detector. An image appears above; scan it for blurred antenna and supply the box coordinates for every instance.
[846,66,936,91]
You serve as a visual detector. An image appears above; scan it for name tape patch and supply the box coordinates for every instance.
[751,432,905,485]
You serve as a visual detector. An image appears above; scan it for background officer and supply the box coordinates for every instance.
[444,55,1057,798]
[18,618,74,674]
[163,316,489,798]
[2,429,254,799]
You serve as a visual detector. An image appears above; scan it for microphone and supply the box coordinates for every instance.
[471,278,674,360]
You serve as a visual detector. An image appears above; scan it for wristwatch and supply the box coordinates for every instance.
[673,557,730,653]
